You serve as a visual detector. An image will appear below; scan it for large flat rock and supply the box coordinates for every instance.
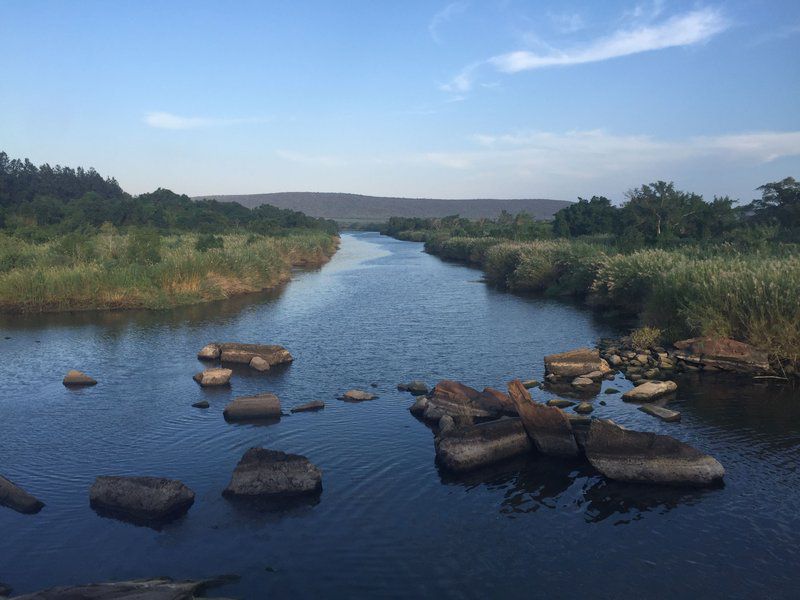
[544,348,610,380]
[434,418,533,473]
[585,419,724,487]
[89,476,195,525]
[223,393,281,421]
[219,343,293,366]
[507,380,579,457]
[421,380,511,421]
[622,380,677,402]
[223,448,322,498]
[0,475,44,514]
[674,337,770,374]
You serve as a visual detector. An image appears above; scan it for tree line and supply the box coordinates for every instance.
[384,178,800,247]
[0,151,338,238]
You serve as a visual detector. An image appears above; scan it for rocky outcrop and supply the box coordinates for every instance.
[192,368,232,387]
[506,380,579,457]
[218,343,293,366]
[544,348,611,381]
[622,381,677,402]
[417,380,513,422]
[291,400,325,413]
[62,370,97,387]
[638,405,681,422]
[197,343,221,360]
[223,448,322,498]
[223,393,281,421]
[338,389,377,402]
[434,418,533,473]
[673,337,771,374]
[397,381,429,395]
[585,420,724,487]
[0,475,44,514]
[89,476,195,524]
[9,576,238,599]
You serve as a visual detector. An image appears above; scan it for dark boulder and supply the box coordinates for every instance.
[291,400,325,413]
[9,576,238,600]
[62,370,97,387]
[0,475,44,514]
[89,476,195,525]
[397,381,429,395]
[223,393,281,421]
[434,418,532,473]
[223,448,322,498]
[507,380,579,457]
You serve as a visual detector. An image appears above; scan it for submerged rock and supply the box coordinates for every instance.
[193,368,232,387]
[339,389,377,402]
[507,380,579,457]
[89,476,195,524]
[546,398,575,408]
[10,576,238,600]
[585,419,724,487]
[197,343,221,360]
[191,400,209,409]
[0,474,44,514]
[571,376,594,387]
[223,393,281,421]
[62,370,97,387]
[223,448,322,498]
[673,336,770,374]
[434,418,532,473]
[604,387,620,394]
[522,379,540,389]
[639,404,681,422]
[397,381,429,395]
[291,401,325,413]
[574,402,594,414]
[219,343,293,366]
[622,381,677,402]
[249,356,270,372]
[544,348,611,381]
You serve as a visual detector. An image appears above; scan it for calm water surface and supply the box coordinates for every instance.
[1,232,798,598]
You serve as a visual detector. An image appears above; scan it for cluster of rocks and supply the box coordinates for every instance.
[408,376,724,487]
[543,348,614,393]
[599,335,776,382]
[197,342,294,375]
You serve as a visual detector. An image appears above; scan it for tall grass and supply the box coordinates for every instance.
[0,231,338,313]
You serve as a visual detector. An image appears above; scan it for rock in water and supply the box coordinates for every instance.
[522,379,540,389]
[574,402,594,414]
[193,368,232,387]
[571,376,594,387]
[544,348,611,381]
[673,336,770,374]
[9,576,238,600]
[291,401,325,413]
[62,370,97,387]
[507,380,579,457]
[421,380,513,421]
[585,420,724,487]
[639,404,681,422]
[192,400,209,409]
[338,389,377,402]
[219,343,293,366]
[434,418,533,472]
[197,343,221,360]
[546,398,575,408]
[249,356,270,372]
[89,476,195,524]
[223,448,322,498]
[0,475,44,514]
[622,380,677,402]
[223,393,281,421]
[397,381,429,395]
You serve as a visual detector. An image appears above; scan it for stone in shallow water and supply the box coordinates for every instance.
[622,380,677,402]
[249,356,270,372]
[193,368,232,387]
[291,400,325,413]
[62,370,97,387]
[192,400,209,409]
[397,381,429,395]
[546,398,575,408]
[434,418,532,473]
[571,376,594,387]
[0,474,44,514]
[574,402,594,414]
[219,343,293,366]
[89,476,195,525]
[338,389,377,402]
[223,448,322,498]
[585,419,724,487]
[638,404,681,422]
[197,343,221,360]
[223,393,281,421]
[522,379,540,389]
[544,348,610,380]
[420,380,511,421]
[507,380,579,457]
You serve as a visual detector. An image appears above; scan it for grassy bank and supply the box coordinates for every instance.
[396,231,800,365]
[0,230,338,313]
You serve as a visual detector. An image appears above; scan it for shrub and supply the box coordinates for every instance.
[125,228,162,265]
[195,234,225,252]
[630,326,662,349]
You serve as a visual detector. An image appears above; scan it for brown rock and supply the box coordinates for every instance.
[0,475,44,514]
[639,404,681,422]
[63,370,97,387]
[193,368,232,387]
[223,448,322,498]
[249,356,270,372]
[197,343,221,360]
[544,348,610,380]
[507,379,579,457]
[291,401,325,413]
[623,381,677,402]
[575,402,594,414]
[421,380,503,421]
[339,389,377,402]
[219,343,293,366]
[673,337,770,374]
[434,418,533,472]
[223,393,281,421]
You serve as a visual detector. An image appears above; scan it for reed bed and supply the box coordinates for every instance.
[0,231,338,313]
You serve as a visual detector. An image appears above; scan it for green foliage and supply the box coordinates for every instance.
[195,234,225,252]
[126,228,162,265]
[630,326,662,350]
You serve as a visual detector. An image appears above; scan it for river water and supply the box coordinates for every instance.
[1,232,798,598]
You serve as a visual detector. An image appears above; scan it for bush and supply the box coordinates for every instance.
[195,234,225,252]
[630,326,662,349]
[126,228,162,265]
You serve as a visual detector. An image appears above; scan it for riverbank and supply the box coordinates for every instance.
[0,231,339,313]
[390,231,800,370]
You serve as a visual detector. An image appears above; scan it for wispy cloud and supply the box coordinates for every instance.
[143,111,271,130]
[442,7,728,92]
[429,2,468,44]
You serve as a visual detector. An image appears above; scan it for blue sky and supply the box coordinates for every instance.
[1,0,799,203]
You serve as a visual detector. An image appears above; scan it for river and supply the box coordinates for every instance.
[1,232,798,598]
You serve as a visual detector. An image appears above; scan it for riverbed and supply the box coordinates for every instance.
[1,232,798,598]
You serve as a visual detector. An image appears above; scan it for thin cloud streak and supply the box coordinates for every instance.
[429,2,468,44]
[143,111,271,130]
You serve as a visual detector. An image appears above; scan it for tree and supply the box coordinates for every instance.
[751,177,800,230]
[621,181,706,243]
[553,196,616,237]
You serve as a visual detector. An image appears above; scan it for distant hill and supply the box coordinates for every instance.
[194,192,570,222]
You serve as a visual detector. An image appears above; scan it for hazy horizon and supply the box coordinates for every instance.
[2,0,799,203]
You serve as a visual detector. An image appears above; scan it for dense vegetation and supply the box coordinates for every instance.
[384,179,800,366]
[0,152,339,312]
